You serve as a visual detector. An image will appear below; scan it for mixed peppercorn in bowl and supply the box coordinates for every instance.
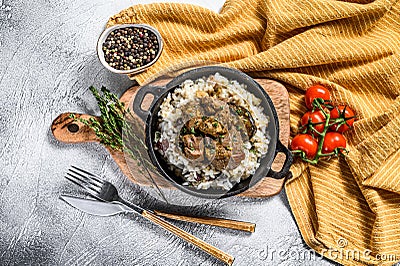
[97,24,163,74]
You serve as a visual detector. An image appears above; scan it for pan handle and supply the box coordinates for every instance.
[266,140,293,179]
[133,85,165,122]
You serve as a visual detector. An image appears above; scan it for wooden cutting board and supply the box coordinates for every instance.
[51,79,290,198]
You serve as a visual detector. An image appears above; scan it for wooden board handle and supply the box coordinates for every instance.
[154,210,255,233]
[142,210,234,265]
[51,113,100,143]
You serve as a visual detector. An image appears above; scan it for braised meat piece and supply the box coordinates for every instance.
[198,97,214,115]
[199,97,215,115]
[199,96,228,116]
[180,103,203,122]
[182,134,204,160]
[185,117,203,133]
[229,148,246,169]
[228,103,256,139]
[198,117,227,138]
[218,131,246,169]
[203,137,216,162]
[211,143,231,171]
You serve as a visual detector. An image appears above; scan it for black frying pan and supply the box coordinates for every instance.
[133,66,292,199]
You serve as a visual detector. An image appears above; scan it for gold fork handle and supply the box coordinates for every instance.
[141,210,234,266]
[154,210,255,233]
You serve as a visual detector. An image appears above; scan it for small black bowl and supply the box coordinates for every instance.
[133,66,292,199]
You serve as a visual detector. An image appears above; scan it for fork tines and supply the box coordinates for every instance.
[65,166,104,196]
[70,166,104,183]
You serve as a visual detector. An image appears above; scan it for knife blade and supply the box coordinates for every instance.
[60,194,134,216]
[60,194,256,232]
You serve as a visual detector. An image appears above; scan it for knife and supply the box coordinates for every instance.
[60,194,256,232]
[60,194,235,265]
[60,194,133,216]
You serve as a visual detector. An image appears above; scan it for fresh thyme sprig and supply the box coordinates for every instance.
[69,86,154,171]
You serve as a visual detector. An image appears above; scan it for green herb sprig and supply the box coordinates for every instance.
[69,86,152,170]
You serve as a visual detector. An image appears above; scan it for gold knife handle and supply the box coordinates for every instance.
[141,210,234,266]
[154,210,255,233]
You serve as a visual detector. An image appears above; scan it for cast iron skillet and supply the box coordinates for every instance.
[133,66,293,199]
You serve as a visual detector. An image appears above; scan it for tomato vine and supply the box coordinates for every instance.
[291,86,356,164]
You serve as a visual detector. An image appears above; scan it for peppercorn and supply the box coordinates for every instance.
[102,26,160,71]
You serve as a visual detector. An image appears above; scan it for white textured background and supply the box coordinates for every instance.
[0,0,343,265]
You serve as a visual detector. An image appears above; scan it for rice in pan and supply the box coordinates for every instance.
[154,73,270,190]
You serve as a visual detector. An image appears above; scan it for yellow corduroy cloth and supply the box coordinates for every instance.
[107,0,400,265]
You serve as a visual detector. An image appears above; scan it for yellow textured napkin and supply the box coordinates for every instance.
[107,0,400,265]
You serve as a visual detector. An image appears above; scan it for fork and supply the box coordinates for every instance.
[65,166,237,265]
[66,166,255,232]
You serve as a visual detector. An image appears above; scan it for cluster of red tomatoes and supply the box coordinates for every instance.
[290,85,356,163]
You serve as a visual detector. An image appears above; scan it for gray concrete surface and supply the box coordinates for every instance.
[0,0,340,265]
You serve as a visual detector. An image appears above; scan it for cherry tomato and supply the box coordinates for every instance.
[329,105,355,133]
[305,85,331,109]
[291,134,318,159]
[301,110,326,134]
[322,132,346,154]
